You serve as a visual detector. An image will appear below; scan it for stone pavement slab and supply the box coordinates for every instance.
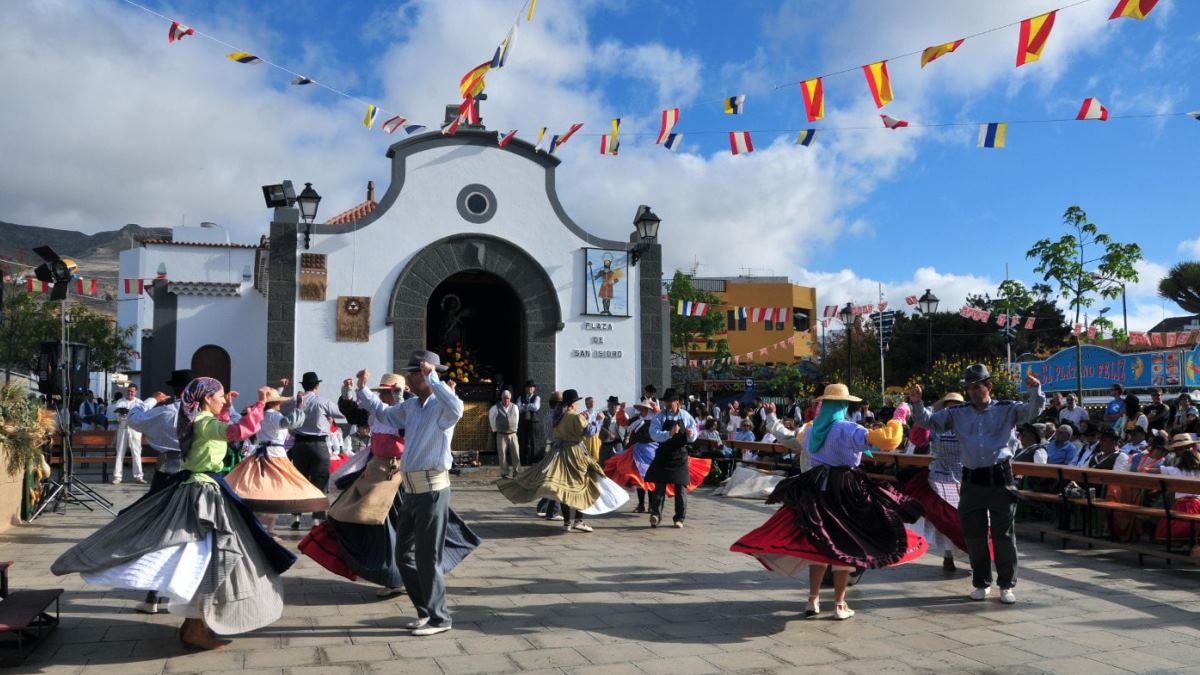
[3,481,1198,674]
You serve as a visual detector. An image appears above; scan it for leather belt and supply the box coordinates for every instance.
[962,460,1014,487]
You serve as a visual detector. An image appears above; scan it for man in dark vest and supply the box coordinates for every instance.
[516,380,541,466]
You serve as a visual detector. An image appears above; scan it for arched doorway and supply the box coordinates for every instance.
[426,271,523,397]
[191,345,231,391]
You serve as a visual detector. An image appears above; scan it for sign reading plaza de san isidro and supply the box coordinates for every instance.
[1019,343,1200,392]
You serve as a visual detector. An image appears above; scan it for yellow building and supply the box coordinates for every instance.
[689,276,818,363]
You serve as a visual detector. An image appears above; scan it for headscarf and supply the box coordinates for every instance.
[807,400,848,454]
[175,377,223,453]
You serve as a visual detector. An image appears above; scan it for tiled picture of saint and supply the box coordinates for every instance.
[584,248,629,316]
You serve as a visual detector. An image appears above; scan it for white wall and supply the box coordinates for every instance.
[173,289,266,397]
[293,142,642,397]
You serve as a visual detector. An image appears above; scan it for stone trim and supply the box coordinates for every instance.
[266,208,299,385]
[386,233,562,390]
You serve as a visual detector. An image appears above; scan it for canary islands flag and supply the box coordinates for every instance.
[227,51,262,65]
[977,122,1007,148]
[723,95,745,115]
[363,105,378,129]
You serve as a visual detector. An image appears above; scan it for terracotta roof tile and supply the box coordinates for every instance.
[324,199,377,225]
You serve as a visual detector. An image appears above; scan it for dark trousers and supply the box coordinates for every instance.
[959,482,1018,589]
[650,483,687,522]
[517,421,538,465]
[537,498,559,519]
[290,436,329,520]
[397,488,451,627]
[636,488,646,509]
[561,505,584,524]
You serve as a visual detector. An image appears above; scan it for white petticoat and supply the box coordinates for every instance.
[717,465,785,499]
[580,477,631,515]
[81,533,214,605]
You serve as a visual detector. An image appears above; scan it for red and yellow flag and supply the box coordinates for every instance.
[459,61,491,98]
[920,39,964,68]
[1109,0,1159,20]
[861,60,893,108]
[1016,11,1056,67]
[799,77,824,122]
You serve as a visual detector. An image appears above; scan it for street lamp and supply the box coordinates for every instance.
[916,288,939,379]
[1091,273,1128,336]
[297,182,322,250]
[629,205,661,267]
[838,302,854,383]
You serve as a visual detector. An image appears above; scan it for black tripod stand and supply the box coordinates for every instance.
[29,308,115,520]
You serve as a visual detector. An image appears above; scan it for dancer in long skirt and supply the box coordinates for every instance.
[896,392,968,571]
[300,373,480,598]
[497,389,628,531]
[53,379,295,649]
[604,399,659,512]
[731,384,926,620]
[225,388,328,530]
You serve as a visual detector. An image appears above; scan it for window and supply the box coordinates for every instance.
[727,310,736,331]
[792,307,811,332]
[765,320,774,331]
[775,321,786,330]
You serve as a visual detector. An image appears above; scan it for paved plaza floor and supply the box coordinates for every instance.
[4,480,1199,675]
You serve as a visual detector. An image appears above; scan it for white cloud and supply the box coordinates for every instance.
[1178,237,1200,258]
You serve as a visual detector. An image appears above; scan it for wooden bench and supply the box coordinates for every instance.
[0,562,62,666]
[48,431,156,482]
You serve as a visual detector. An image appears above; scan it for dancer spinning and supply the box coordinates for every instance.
[300,372,480,600]
[52,379,295,649]
[645,388,710,529]
[225,387,328,531]
[604,399,659,513]
[731,383,924,620]
[896,392,968,571]
[497,389,628,532]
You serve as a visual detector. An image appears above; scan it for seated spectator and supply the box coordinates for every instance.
[1039,422,1055,443]
[1150,436,1200,549]
[1045,424,1078,465]
[735,419,756,460]
[1013,423,1047,464]
[1088,427,1122,470]
[697,418,728,457]
[1071,426,1101,467]
[1172,395,1199,434]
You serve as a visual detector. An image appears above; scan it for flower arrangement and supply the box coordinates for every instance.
[443,343,483,384]
[0,384,54,476]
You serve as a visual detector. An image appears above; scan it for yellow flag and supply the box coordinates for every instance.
[527,0,537,21]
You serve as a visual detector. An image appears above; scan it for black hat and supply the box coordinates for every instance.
[1098,426,1120,440]
[961,364,992,386]
[301,371,322,388]
[561,389,582,407]
[525,379,536,388]
[643,384,657,394]
[662,388,681,402]
[606,395,620,405]
[1017,422,1040,438]
[165,369,193,391]
[399,350,448,373]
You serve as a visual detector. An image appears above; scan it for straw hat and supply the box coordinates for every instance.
[633,398,655,412]
[816,383,860,402]
[1169,433,1197,449]
[938,392,965,406]
[262,388,290,404]
[371,373,404,391]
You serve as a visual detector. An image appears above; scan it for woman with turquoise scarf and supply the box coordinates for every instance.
[53,377,296,650]
[731,383,927,620]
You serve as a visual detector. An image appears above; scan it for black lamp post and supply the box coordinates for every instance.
[297,182,322,250]
[917,288,939,379]
[838,302,854,383]
[629,205,661,267]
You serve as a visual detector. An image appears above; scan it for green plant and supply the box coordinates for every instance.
[0,384,52,476]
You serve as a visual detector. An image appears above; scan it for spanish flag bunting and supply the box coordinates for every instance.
[381,115,406,134]
[1109,0,1159,20]
[1076,97,1109,121]
[977,122,1007,148]
[459,61,491,98]
[880,114,908,129]
[729,131,753,155]
[168,21,194,43]
[723,94,746,115]
[664,132,683,152]
[527,0,537,21]
[363,104,378,129]
[227,51,262,65]
[75,278,97,296]
[799,77,824,122]
[534,127,547,150]
[795,129,817,146]
[557,122,584,146]
[1016,11,1056,67]
[920,39,964,68]
[861,60,893,108]
[1025,317,1036,329]
[656,108,680,144]
[497,129,518,148]
[1151,332,1164,346]
[290,75,314,85]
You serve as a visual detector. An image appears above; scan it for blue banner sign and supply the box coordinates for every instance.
[1019,344,1200,392]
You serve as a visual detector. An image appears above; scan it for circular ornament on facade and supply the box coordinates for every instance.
[457,184,497,224]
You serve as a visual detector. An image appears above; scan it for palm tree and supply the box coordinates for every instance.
[1158,262,1200,314]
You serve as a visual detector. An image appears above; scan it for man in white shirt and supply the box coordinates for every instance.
[1059,393,1088,428]
[489,390,521,478]
[110,385,144,485]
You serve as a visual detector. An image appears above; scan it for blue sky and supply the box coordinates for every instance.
[0,0,1196,329]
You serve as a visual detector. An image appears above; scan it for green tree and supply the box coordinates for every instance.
[66,304,134,375]
[1026,206,1142,399]
[0,277,57,380]
[1158,261,1200,314]
[767,364,805,398]
[665,270,724,391]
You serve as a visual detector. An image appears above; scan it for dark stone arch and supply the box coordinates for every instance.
[386,234,562,389]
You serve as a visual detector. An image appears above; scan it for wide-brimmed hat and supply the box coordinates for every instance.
[939,392,965,406]
[961,364,992,386]
[165,369,193,391]
[561,389,582,407]
[301,371,322,388]
[262,388,290,404]
[1098,426,1120,440]
[661,388,681,402]
[633,398,655,411]
[371,373,404,391]
[816,383,860,402]
[606,395,620,405]
[1169,433,1197,449]
[399,350,448,373]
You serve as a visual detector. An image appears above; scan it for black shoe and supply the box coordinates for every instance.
[942,557,956,572]
[290,519,301,530]
[634,505,646,513]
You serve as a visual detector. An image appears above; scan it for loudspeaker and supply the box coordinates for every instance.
[37,341,90,398]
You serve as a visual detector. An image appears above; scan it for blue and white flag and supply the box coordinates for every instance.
[664,132,683,152]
